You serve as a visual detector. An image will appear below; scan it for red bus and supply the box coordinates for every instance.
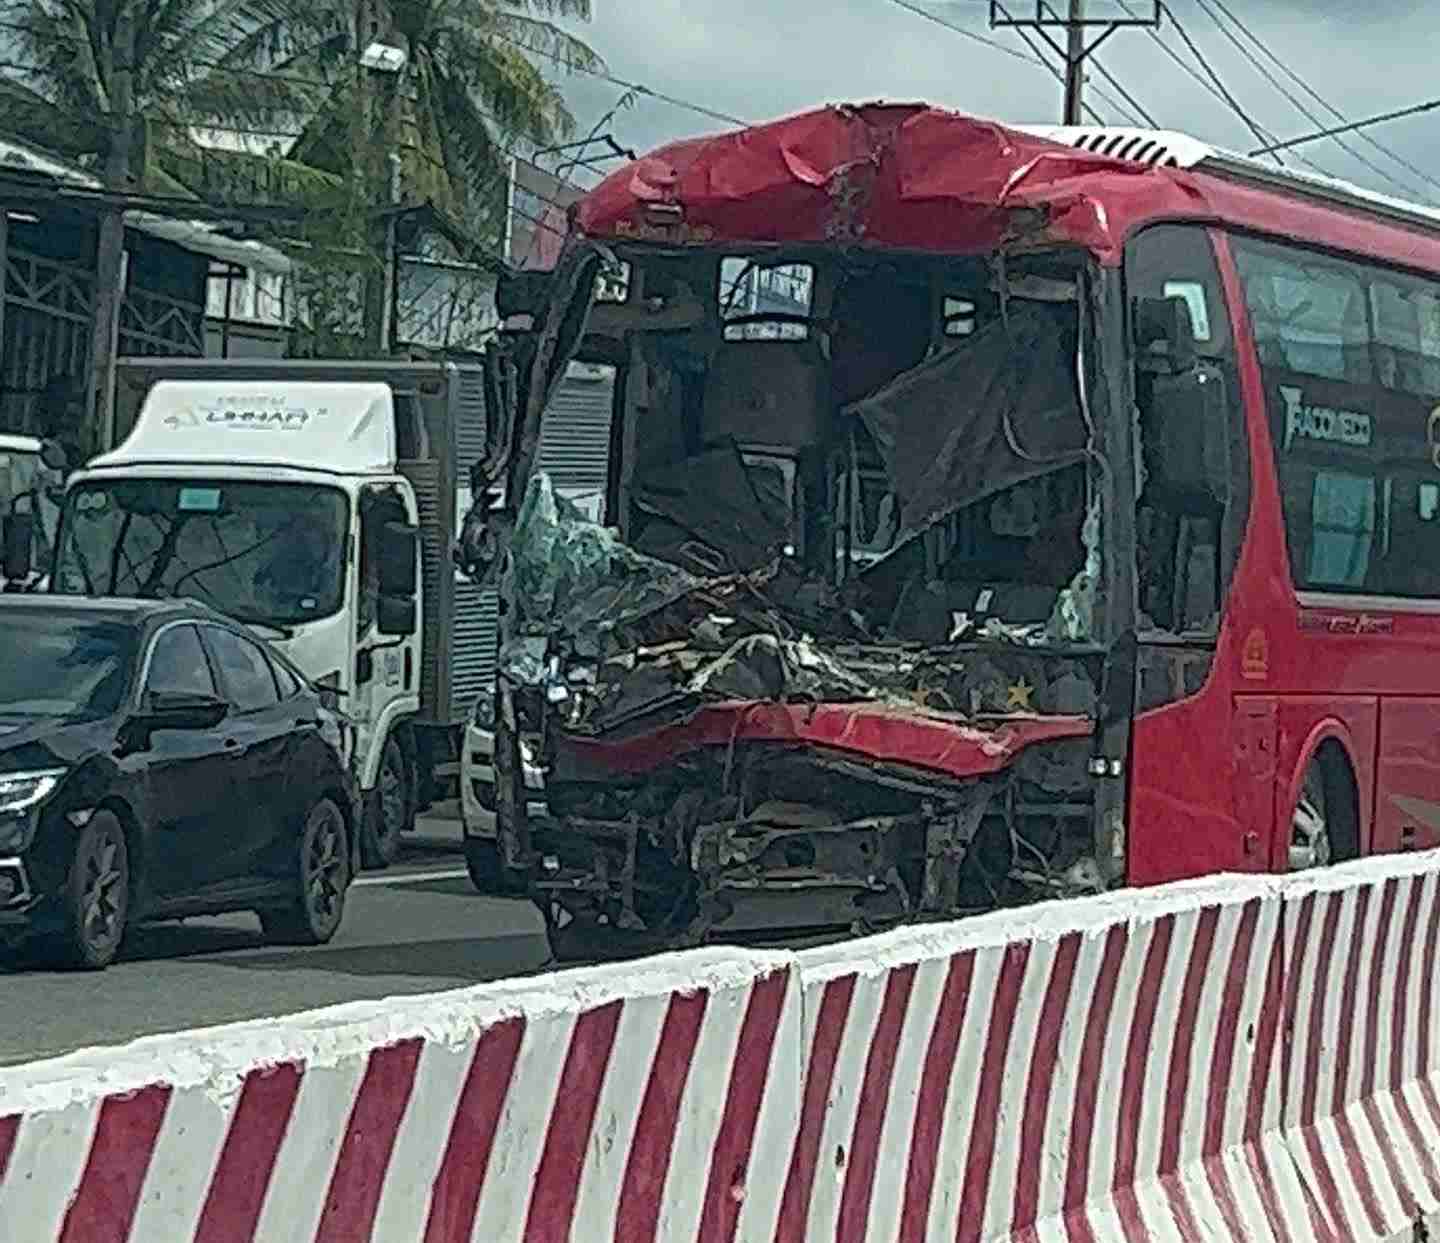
[458,104,1440,957]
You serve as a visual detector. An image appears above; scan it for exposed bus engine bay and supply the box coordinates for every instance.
[462,240,1127,957]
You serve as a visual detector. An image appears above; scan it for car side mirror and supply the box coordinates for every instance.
[1134,295,1198,376]
[138,692,230,732]
[2,512,34,583]
[377,521,419,596]
[39,439,69,473]
[377,593,417,636]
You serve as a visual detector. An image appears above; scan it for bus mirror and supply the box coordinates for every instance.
[377,593,417,636]
[2,512,34,582]
[1134,296,1197,376]
[378,521,419,596]
[1150,364,1230,498]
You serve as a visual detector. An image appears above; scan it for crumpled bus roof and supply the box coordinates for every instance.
[574,103,1201,262]
[573,103,1440,270]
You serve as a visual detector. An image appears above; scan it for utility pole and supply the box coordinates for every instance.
[990,1,1161,125]
[1063,0,1085,125]
[357,3,407,355]
[87,1,135,453]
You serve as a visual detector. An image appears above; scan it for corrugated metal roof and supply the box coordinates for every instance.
[0,135,291,274]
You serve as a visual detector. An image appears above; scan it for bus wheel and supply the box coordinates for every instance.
[1289,746,1358,870]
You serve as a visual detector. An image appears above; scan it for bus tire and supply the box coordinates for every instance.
[360,735,411,869]
[1289,742,1359,870]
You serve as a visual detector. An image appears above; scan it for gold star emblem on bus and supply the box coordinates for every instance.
[1006,678,1034,711]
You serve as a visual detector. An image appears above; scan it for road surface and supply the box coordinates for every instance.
[0,816,551,1067]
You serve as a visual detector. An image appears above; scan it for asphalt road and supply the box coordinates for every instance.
[0,818,552,1068]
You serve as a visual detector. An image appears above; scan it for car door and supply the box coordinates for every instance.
[199,625,296,882]
[137,622,237,900]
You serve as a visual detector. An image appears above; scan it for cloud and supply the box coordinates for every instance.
[542,0,1440,206]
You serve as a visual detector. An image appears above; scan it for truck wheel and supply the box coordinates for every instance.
[361,736,410,869]
[464,838,526,896]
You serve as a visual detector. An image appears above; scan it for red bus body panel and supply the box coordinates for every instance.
[569,102,1440,890]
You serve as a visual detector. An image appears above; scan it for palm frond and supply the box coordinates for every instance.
[488,12,603,73]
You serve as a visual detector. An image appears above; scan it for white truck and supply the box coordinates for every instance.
[37,359,497,867]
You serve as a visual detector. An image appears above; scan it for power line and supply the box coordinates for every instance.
[1106,0,1346,186]
[1203,0,1440,197]
[1158,2,1278,162]
[1251,97,1440,159]
[885,0,1044,66]
[992,0,1163,127]
[888,0,1133,126]
[1187,0,1437,202]
[488,29,745,127]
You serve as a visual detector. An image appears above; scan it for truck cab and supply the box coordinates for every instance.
[46,361,487,867]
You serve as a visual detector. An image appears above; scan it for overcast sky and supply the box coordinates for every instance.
[542,0,1440,206]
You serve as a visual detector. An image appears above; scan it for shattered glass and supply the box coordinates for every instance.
[505,471,704,652]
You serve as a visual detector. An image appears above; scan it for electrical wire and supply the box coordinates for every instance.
[884,0,1044,66]
[1187,0,1436,202]
[488,29,745,127]
[1030,0,1161,127]
[1204,0,1440,195]
[1107,0,1348,185]
[1159,1,1278,162]
[896,0,1137,127]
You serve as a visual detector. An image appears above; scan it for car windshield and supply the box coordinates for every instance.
[52,480,348,627]
[0,614,135,720]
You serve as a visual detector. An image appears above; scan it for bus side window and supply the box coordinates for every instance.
[1125,225,1245,634]
[1233,234,1440,602]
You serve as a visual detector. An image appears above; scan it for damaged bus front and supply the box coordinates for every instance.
[456,107,1213,957]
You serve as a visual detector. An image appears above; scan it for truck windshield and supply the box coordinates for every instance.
[52,480,349,627]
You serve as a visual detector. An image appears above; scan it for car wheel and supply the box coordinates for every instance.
[360,737,409,870]
[53,811,130,970]
[260,798,350,946]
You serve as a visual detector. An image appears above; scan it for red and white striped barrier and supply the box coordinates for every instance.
[778,875,1298,1243]
[1277,855,1440,1243]
[0,950,802,1243]
[6,852,1440,1243]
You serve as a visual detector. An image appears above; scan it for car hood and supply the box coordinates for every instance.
[0,716,112,774]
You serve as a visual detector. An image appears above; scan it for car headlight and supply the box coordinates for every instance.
[0,768,65,853]
[0,769,64,817]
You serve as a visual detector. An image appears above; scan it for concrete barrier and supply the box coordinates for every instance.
[1277,855,1440,1243]
[6,852,1440,1243]
[0,950,802,1243]
[778,875,1299,1243]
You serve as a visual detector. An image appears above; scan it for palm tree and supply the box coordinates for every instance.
[0,0,337,199]
[280,0,603,247]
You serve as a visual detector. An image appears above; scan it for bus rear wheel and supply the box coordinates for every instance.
[1289,746,1358,871]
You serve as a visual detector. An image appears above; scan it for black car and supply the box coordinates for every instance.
[0,597,359,969]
